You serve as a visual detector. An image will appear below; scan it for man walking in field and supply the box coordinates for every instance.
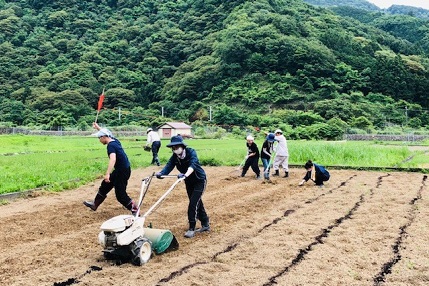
[83,122,138,214]
[272,129,289,178]
[146,127,161,166]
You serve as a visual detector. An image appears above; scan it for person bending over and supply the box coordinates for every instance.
[299,160,330,187]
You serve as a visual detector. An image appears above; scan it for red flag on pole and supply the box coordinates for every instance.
[95,88,105,123]
[97,91,105,111]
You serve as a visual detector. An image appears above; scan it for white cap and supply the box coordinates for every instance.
[246,135,254,141]
[147,128,153,132]
[93,128,112,138]
[275,129,282,134]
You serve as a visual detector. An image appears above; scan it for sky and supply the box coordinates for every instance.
[367,0,429,10]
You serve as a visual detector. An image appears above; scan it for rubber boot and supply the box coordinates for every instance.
[273,170,279,176]
[284,172,289,178]
[83,193,106,211]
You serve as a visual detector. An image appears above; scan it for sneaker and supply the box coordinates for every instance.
[184,229,195,238]
[195,225,210,233]
[256,175,261,179]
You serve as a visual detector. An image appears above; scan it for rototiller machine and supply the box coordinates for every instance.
[97,173,182,265]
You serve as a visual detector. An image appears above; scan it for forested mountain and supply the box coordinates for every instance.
[303,0,379,11]
[304,0,429,44]
[316,3,429,55]
[1,0,429,139]
[387,5,429,19]
[304,0,429,19]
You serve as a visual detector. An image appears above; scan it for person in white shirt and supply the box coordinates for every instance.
[146,128,161,166]
[272,129,289,178]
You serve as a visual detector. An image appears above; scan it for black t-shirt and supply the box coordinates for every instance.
[247,142,259,158]
[260,140,273,160]
[107,139,130,170]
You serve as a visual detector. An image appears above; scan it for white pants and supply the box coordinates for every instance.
[273,155,288,171]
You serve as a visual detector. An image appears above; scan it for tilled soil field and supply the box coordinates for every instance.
[1,166,428,286]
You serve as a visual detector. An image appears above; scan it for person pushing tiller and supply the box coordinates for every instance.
[155,135,210,238]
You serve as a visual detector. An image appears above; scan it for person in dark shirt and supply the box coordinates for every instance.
[84,122,137,214]
[298,160,330,187]
[156,135,210,239]
[241,135,261,179]
[260,133,276,180]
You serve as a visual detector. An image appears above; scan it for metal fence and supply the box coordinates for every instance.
[0,127,143,137]
[343,134,429,142]
[2,127,429,142]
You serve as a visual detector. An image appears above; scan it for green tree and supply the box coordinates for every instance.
[213,104,248,126]
[104,87,136,109]
[0,99,27,125]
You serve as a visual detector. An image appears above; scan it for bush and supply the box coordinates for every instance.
[200,157,221,166]
[307,123,344,140]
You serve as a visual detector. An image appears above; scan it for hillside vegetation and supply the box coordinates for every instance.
[1,0,429,139]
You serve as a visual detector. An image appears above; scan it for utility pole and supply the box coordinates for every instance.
[161,107,164,117]
[118,107,121,121]
[209,106,212,121]
[405,106,408,126]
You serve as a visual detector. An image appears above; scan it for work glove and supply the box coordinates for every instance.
[177,173,186,179]
[156,172,163,179]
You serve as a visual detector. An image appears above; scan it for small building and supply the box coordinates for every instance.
[157,122,192,139]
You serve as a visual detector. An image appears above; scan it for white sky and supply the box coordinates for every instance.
[367,0,429,10]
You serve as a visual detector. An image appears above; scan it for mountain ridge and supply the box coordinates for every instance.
[0,0,428,139]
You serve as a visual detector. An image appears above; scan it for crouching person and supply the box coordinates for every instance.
[298,160,330,187]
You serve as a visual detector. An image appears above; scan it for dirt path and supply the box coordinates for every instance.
[1,166,428,286]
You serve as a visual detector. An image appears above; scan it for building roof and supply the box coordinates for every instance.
[158,122,192,129]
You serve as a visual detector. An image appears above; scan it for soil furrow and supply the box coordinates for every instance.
[0,167,428,286]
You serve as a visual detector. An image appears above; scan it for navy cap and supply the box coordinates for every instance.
[266,133,275,142]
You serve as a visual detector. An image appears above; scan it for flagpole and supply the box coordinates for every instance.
[95,88,105,123]
[95,111,100,123]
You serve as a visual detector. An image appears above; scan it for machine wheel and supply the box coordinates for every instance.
[132,238,152,266]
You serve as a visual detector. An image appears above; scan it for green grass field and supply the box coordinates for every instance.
[0,134,427,195]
